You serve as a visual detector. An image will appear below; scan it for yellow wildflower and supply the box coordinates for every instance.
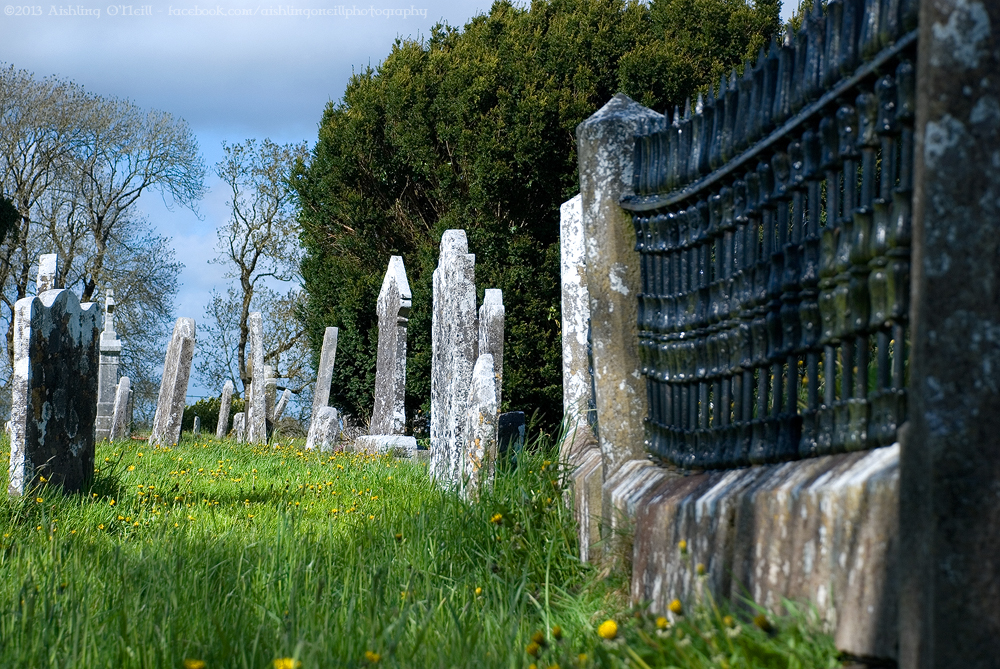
[475,587,482,596]
[668,599,683,615]
[696,563,706,575]
[183,660,206,669]
[723,615,735,628]
[35,497,43,504]
[490,513,503,524]
[551,625,562,640]
[678,539,687,553]
[656,616,668,629]
[272,660,301,669]
[364,650,381,663]
[526,641,540,657]
[597,619,617,640]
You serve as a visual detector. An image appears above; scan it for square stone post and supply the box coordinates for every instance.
[900,1,1000,666]
[576,94,664,482]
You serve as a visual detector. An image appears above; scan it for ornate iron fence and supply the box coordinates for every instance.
[621,0,917,469]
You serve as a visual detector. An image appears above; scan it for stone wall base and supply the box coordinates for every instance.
[606,446,899,660]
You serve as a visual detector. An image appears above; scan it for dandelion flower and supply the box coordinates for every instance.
[551,625,562,640]
[183,660,206,669]
[597,619,617,640]
[475,587,482,596]
[678,539,687,553]
[696,563,706,575]
[525,641,540,657]
[531,630,546,645]
[490,513,503,524]
[753,613,775,635]
[35,497,43,504]
[97,524,105,530]
[364,650,381,663]
[668,599,683,615]
[723,615,735,628]
[272,659,301,669]
[656,616,668,629]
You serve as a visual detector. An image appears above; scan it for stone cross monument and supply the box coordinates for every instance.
[95,288,122,442]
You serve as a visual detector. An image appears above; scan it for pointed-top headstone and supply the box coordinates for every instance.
[216,380,234,440]
[305,326,339,450]
[370,256,412,435]
[478,289,504,410]
[149,317,196,447]
[109,376,131,441]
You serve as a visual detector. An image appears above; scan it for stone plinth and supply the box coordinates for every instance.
[149,318,196,447]
[9,288,101,495]
[429,230,477,487]
[353,435,417,458]
[577,94,664,482]
[216,380,234,440]
[627,446,899,659]
[370,256,412,435]
[460,354,499,500]
[109,376,130,441]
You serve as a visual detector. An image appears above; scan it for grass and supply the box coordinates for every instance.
[0,431,842,668]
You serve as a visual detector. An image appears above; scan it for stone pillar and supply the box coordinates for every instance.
[559,194,595,432]
[274,388,291,422]
[577,94,664,481]
[370,256,412,435]
[305,327,338,450]
[216,380,234,440]
[264,365,277,439]
[150,317,196,447]
[478,289,504,409]
[232,412,246,442]
[460,354,498,500]
[95,288,122,442]
[9,282,100,495]
[246,312,266,444]
[109,376,130,441]
[429,230,477,487]
[900,1,1000,666]
[192,416,201,436]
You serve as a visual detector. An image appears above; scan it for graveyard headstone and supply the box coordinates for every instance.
[305,327,338,450]
[370,256,412,435]
[150,318,196,447]
[95,288,122,442]
[460,354,498,500]
[246,312,267,444]
[233,412,246,442]
[216,380,234,440]
[478,289,504,409]
[109,376,130,441]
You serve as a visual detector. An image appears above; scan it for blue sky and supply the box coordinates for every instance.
[1,0,795,397]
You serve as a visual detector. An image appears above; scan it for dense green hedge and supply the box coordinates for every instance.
[182,397,246,435]
[293,0,779,434]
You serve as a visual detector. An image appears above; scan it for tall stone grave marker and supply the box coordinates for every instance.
[478,289,504,409]
[246,312,267,444]
[460,354,499,500]
[95,288,122,442]
[233,412,246,442]
[9,259,101,495]
[429,230,477,486]
[150,318,196,447]
[370,256,412,435]
[109,376,130,441]
[216,380,234,440]
[312,406,340,452]
[305,327,338,450]
[274,388,291,422]
[192,416,201,436]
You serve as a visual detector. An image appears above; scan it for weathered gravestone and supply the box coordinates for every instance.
[460,354,499,500]
[192,416,201,437]
[216,380,234,440]
[370,256,412,436]
[9,262,101,495]
[478,289,505,408]
[232,412,246,442]
[305,327,338,450]
[245,312,267,445]
[95,288,122,442]
[429,230,477,486]
[312,406,340,452]
[264,368,277,439]
[274,388,291,423]
[109,376,130,441]
[36,253,57,292]
[149,318,196,447]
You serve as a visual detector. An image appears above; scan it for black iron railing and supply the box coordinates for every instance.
[621,0,916,469]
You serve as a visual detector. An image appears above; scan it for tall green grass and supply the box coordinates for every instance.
[0,432,840,668]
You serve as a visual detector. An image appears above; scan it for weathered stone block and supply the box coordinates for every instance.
[150,317,195,447]
[9,288,100,495]
[630,445,899,659]
[232,412,245,442]
[305,327,338,450]
[312,406,340,453]
[559,194,594,431]
[273,388,291,422]
[478,289,504,409]
[569,446,603,564]
[109,376,130,441]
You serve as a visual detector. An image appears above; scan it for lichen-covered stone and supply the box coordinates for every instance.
[312,406,340,453]
[149,317,195,447]
[559,194,595,438]
[568,444,603,563]
[577,94,665,482]
[628,445,899,658]
[273,388,291,422]
[109,376,130,441]
[459,354,499,500]
[371,256,412,435]
[429,230,477,487]
[9,288,101,495]
[216,380,234,440]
